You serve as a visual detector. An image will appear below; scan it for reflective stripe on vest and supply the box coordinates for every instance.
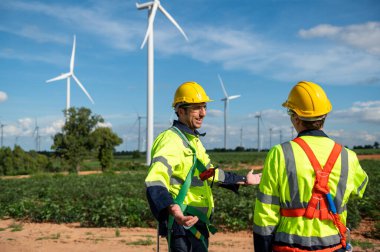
[280,141,349,213]
[280,137,348,249]
[273,244,342,252]
[167,126,215,252]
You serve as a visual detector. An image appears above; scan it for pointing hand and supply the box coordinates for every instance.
[246,170,262,185]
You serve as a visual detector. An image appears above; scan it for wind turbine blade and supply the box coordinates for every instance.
[136,1,154,9]
[158,4,189,41]
[218,74,228,98]
[46,72,71,83]
[228,95,241,100]
[260,114,266,129]
[70,35,76,73]
[140,1,159,49]
[72,74,95,104]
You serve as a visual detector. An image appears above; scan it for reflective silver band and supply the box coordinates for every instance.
[274,232,341,247]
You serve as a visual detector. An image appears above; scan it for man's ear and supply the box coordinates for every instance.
[177,107,185,117]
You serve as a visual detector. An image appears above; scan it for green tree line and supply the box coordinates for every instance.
[0,107,123,175]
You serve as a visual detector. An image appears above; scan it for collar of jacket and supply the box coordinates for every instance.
[172,120,206,137]
[297,129,329,138]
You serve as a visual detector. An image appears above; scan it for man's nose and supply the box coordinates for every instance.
[199,107,206,116]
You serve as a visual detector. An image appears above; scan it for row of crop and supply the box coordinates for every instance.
[0,172,153,227]
[0,161,379,237]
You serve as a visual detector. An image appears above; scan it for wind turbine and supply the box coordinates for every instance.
[33,119,40,151]
[218,74,241,149]
[240,127,243,147]
[137,114,146,152]
[46,35,94,116]
[136,0,188,165]
[269,128,273,148]
[255,112,265,152]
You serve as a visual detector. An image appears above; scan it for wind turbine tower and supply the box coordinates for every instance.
[218,74,241,149]
[34,120,40,151]
[269,128,273,148]
[46,35,94,117]
[255,113,265,151]
[136,0,188,165]
[137,114,146,152]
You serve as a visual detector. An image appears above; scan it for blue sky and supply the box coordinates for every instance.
[0,0,379,152]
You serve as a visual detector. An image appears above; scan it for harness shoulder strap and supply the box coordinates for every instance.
[280,137,348,249]
[293,137,342,176]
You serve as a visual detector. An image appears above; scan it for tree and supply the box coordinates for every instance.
[374,141,379,149]
[0,147,13,175]
[91,127,123,171]
[12,145,27,175]
[52,107,104,173]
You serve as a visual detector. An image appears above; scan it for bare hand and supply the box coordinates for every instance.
[168,204,199,227]
[246,170,262,185]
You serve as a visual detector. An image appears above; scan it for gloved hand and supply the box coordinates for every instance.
[168,204,199,228]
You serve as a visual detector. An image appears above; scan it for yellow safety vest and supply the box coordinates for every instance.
[145,127,226,219]
[253,136,368,248]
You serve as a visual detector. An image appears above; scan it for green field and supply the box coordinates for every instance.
[0,152,379,246]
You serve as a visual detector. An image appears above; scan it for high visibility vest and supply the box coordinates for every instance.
[146,127,221,251]
[145,127,225,218]
[274,137,347,252]
[253,136,368,250]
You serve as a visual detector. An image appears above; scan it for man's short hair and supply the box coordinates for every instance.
[300,118,326,130]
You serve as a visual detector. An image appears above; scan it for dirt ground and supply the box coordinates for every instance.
[0,218,254,252]
[1,218,379,252]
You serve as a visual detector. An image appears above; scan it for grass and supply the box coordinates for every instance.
[115,228,120,237]
[35,233,61,240]
[351,239,375,250]
[9,222,23,232]
[126,237,154,246]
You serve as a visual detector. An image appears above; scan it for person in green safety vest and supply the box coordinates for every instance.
[145,81,261,252]
[253,81,368,252]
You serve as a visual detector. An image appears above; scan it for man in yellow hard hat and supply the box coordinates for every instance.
[253,81,368,252]
[145,81,261,252]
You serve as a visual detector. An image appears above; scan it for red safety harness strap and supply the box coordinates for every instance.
[273,244,342,252]
[280,137,347,250]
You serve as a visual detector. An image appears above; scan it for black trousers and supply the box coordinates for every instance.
[169,229,208,252]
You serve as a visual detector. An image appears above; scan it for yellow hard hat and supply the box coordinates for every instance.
[282,81,332,119]
[172,81,213,107]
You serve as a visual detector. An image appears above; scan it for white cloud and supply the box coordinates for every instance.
[0,25,65,44]
[299,24,341,38]
[333,100,380,124]
[4,0,142,51]
[207,109,223,118]
[329,129,379,148]
[4,2,380,86]
[97,121,113,128]
[18,118,34,129]
[299,22,380,55]
[155,23,380,86]
[0,48,64,64]
[0,91,8,102]
[43,119,64,135]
